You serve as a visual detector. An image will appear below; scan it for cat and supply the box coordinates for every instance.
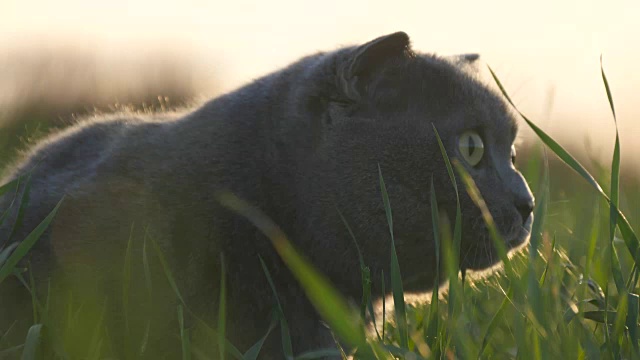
[0,31,534,358]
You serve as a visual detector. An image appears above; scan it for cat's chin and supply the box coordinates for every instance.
[460,213,533,271]
[507,213,534,250]
[400,214,534,289]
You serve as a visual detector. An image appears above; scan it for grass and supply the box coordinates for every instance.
[1,63,639,359]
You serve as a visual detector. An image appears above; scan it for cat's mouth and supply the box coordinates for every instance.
[507,212,533,249]
[461,212,533,271]
[397,213,533,291]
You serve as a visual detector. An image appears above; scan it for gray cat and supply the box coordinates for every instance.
[0,32,534,358]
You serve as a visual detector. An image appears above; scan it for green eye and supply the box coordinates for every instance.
[458,131,484,166]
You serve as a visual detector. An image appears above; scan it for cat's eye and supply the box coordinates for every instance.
[511,145,517,164]
[458,131,484,167]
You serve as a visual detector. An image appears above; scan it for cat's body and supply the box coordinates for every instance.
[0,32,534,358]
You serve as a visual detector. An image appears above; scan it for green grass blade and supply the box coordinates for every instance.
[613,293,629,350]
[20,324,42,360]
[259,256,293,359]
[0,197,63,284]
[600,55,617,121]
[603,283,614,357]
[381,269,386,341]
[585,198,600,281]
[529,151,548,259]
[425,178,440,350]
[515,99,601,192]
[217,192,372,354]
[627,293,640,352]
[0,242,18,269]
[0,345,23,358]
[27,263,38,324]
[146,231,247,358]
[142,228,153,296]
[487,66,603,194]
[488,65,640,270]
[146,240,243,360]
[378,165,394,240]
[218,255,226,360]
[627,263,640,291]
[378,165,408,349]
[479,286,513,357]
[148,233,185,305]
[453,162,551,343]
[192,319,244,360]
[336,207,365,270]
[123,223,135,336]
[178,305,192,360]
[539,235,555,286]
[528,154,548,329]
[600,58,625,296]
[452,161,514,279]
[242,320,276,360]
[0,176,23,226]
[87,300,107,359]
[0,176,20,198]
[610,246,626,297]
[432,125,462,263]
[7,175,33,242]
[584,310,619,325]
[431,125,459,199]
[336,207,375,331]
[432,125,463,319]
[365,271,379,342]
[618,218,640,267]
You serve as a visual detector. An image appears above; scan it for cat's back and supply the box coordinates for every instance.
[0,116,172,250]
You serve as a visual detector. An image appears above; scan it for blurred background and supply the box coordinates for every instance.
[1,0,638,172]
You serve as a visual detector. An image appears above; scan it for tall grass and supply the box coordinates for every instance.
[1,63,639,359]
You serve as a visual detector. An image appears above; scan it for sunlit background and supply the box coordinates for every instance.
[2,0,639,168]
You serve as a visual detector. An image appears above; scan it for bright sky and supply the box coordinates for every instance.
[2,0,639,164]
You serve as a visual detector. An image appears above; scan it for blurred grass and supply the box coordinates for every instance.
[0,49,201,175]
[0,61,639,359]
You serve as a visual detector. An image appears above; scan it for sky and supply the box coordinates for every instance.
[1,0,639,165]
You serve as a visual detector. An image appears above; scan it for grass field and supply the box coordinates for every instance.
[1,65,639,359]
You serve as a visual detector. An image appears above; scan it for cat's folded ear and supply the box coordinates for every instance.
[447,53,480,67]
[455,53,481,63]
[339,31,413,101]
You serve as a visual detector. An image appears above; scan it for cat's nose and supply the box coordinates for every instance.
[516,198,535,224]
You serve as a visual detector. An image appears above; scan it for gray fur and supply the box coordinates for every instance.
[0,32,534,358]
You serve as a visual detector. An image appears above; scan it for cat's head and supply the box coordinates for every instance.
[298,32,534,292]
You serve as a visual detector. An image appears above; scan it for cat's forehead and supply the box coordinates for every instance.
[401,54,519,142]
